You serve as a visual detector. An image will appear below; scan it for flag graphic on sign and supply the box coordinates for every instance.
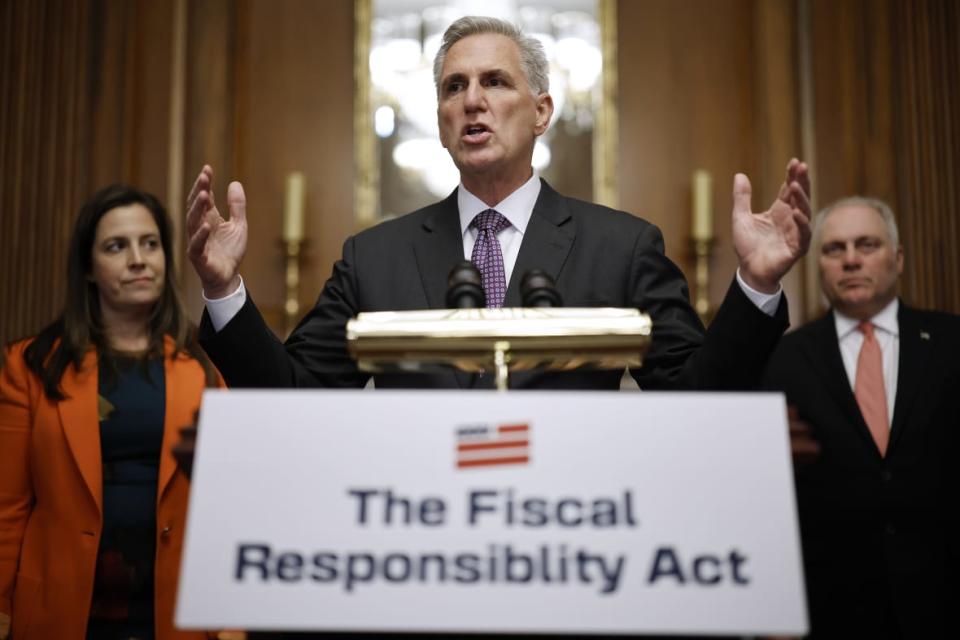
[456,423,530,468]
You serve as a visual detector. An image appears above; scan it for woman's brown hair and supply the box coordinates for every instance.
[24,184,218,399]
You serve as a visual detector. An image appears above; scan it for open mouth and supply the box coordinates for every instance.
[462,124,491,142]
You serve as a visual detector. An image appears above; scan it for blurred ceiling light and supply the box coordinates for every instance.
[392,137,460,197]
[554,11,601,92]
[422,5,460,63]
[520,5,556,60]
[532,140,552,170]
[374,105,396,138]
[370,14,422,89]
[392,138,439,171]
[394,68,440,138]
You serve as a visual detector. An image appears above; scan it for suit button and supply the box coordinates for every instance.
[884,523,896,535]
[881,470,892,482]
[161,525,173,540]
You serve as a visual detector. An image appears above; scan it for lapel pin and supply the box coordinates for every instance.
[920,331,930,340]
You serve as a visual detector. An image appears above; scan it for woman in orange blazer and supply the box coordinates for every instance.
[0,185,222,639]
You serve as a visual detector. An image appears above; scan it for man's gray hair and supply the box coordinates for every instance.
[813,196,901,248]
[433,16,550,96]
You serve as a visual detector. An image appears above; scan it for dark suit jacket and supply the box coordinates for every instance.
[763,303,960,638]
[201,180,788,391]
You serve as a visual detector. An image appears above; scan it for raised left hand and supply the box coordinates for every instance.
[732,158,812,293]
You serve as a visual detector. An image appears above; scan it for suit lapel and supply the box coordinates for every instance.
[412,190,464,310]
[412,190,473,388]
[57,349,102,514]
[505,180,575,307]
[55,340,204,511]
[158,337,187,500]
[888,304,931,452]
[802,313,881,454]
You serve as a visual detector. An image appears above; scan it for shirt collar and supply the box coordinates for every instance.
[458,172,541,237]
[834,298,900,340]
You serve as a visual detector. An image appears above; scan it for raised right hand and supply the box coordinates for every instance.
[186,165,247,299]
[731,158,812,294]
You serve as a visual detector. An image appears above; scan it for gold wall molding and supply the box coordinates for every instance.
[594,0,619,210]
[353,0,377,228]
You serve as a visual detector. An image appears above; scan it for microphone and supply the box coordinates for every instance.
[520,269,563,307]
[445,261,486,308]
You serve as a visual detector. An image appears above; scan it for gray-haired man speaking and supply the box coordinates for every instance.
[186,16,812,391]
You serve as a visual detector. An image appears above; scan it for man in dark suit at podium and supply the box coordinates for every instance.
[763,197,960,638]
[187,15,812,391]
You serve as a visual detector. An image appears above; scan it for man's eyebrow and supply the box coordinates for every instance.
[821,235,882,248]
[442,68,515,83]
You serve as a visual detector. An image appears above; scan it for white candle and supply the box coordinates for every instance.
[283,172,305,242]
[691,170,713,241]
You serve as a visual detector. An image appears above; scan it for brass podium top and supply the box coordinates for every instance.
[346,307,652,373]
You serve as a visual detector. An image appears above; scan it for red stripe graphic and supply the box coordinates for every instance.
[499,424,528,433]
[458,439,529,451]
[458,456,530,468]
[456,423,530,469]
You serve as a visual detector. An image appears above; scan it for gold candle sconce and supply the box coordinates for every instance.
[691,170,715,325]
[282,172,305,337]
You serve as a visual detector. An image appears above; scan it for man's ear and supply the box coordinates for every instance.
[896,245,904,275]
[533,93,554,136]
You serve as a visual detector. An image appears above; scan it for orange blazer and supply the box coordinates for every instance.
[0,336,221,639]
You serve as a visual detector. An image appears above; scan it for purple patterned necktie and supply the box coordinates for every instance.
[470,209,511,308]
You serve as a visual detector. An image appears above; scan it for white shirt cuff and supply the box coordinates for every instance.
[735,269,782,317]
[203,277,246,332]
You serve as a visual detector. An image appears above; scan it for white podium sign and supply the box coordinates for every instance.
[177,391,807,636]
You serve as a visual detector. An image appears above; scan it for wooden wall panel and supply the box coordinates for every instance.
[618,0,752,316]
[808,0,960,314]
[751,0,806,324]
[234,0,355,334]
[1,0,90,346]
[179,0,355,334]
[808,0,898,206]
[0,0,177,348]
[892,0,960,313]
[182,0,237,321]
[130,0,175,200]
[617,0,805,324]
[86,0,175,196]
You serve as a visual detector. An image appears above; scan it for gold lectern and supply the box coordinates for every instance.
[346,307,652,391]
